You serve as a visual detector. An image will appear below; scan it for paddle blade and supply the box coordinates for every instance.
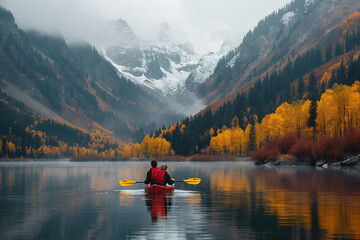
[183,178,201,185]
[119,179,137,186]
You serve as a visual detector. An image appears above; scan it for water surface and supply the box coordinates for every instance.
[0,161,360,239]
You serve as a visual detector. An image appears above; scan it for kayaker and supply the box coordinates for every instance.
[159,163,175,186]
[144,161,175,186]
[144,160,159,185]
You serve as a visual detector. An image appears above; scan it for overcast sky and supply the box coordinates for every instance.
[0,0,291,54]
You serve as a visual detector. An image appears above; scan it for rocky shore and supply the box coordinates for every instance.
[255,154,360,167]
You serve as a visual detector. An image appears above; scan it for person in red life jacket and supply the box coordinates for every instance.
[144,160,159,185]
[158,163,175,186]
[144,161,175,186]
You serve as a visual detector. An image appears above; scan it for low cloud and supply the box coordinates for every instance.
[0,0,291,54]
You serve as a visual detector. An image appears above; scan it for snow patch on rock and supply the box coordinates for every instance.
[281,11,295,26]
[188,40,235,86]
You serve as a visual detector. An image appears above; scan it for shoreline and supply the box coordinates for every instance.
[0,154,250,162]
[1,154,359,166]
[254,153,360,167]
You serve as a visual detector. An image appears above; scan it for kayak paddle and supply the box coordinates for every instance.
[174,178,201,185]
[119,179,140,186]
[119,178,201,186]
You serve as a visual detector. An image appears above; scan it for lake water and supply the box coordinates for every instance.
[0,161,360,240]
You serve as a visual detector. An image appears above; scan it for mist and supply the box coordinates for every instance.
[1,0,291,54]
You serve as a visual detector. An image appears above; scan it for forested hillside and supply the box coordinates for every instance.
[0,90,125,158]
[198,0,360,105]
[124,8,360,159]
[0,7,183,140]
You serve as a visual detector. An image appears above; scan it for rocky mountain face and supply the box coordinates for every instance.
[103,20,234,97]
[0,7,183,139]
[185,40,235,90]
[198,0,360,105]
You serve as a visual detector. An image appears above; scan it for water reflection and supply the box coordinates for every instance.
[206,164,360,239]
[0,162,359,239]
[145,192,173,222]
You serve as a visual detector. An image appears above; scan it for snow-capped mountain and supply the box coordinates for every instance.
[185,40,235,90]
[197,0,360,106]
[103,20,234,95]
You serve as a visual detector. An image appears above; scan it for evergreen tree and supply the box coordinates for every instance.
[325,43,332,62]
[1,137,6,156]
[298,76,304,98]
[307,98,318,140]
[247,115,257,152]
[337,61,347,85]
[308,71,317,100]
[328,70,337,88]
[335,41,344,56]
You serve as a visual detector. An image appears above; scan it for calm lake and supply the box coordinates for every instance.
[0,161,360,240]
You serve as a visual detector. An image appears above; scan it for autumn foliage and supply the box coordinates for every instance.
[252,130,360,164]
[200,80,360,163]
[122,134,173,158]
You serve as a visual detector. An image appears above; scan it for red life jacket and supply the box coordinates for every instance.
[151,167,166,185]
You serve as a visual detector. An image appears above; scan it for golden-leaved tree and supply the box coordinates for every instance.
[317,82,360,138]
[206,81,360,156]
[122,135,173,158]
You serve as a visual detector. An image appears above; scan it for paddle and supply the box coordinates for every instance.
[119,179,140,186]
[119,178,201,186]
[174,178,201,185]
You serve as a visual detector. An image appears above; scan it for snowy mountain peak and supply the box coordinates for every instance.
[103,20,234,96]
[110,18,138,46]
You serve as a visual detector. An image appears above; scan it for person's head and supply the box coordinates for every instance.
[151,160,157,168]
[160,163,167,171]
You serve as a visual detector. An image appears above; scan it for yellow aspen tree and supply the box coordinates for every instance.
[52,146,61,157]
[26,146,32,157]
[109,149,116,158]
[231,127,244,155]
[140,135,151,156]
[349,81,360,129]
[243,124,252,152]
[58,142,68,156]
[274,102,291,137]
[317,91,332,138]
[231,116,239,129]
[259,115,270,144]
[226,129,233,153]
[209,128,215,137]
[134,143,141,157]
[79,147,87,157]
[7,141,15,154]
[332,84,351,136]
[209,135,223,154]
[122,144,134,157]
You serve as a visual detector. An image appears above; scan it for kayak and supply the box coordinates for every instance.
[145,185,175,194]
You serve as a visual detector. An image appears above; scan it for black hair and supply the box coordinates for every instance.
[151,160,157,168]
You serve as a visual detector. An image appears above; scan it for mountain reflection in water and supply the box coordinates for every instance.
[0,161,359,239]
